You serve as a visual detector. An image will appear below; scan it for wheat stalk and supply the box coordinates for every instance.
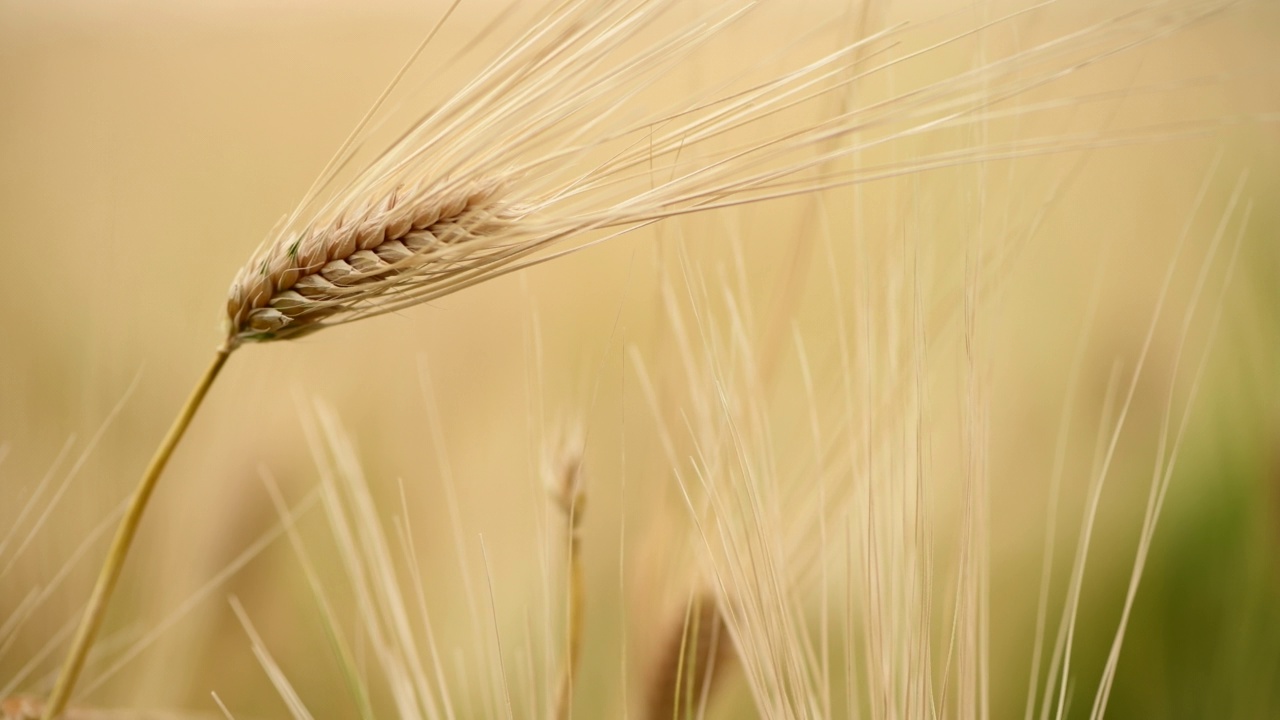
[548,429,587,720]
[40,350,228,720]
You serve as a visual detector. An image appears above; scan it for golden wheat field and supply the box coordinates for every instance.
[1,0,1278,718]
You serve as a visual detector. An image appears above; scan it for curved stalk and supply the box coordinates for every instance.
[42,347,232,720]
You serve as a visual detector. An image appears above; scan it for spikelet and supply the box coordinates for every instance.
[222,0,1234,347]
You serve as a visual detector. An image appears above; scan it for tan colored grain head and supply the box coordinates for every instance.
[225,177,515,344]
[549,427,586,526]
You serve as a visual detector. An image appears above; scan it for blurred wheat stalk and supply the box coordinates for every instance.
[6,0,1269,717]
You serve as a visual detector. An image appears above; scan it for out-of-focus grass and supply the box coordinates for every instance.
[1080,207,1280,719]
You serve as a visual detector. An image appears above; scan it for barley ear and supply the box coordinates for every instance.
[41,347,232,720]
[224,179,512,344]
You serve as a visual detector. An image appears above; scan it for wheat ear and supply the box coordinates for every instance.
[225,178,515,343]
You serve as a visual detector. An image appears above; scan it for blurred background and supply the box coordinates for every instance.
[1,0,1277,718]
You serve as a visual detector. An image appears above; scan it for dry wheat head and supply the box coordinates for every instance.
[226,177,516,343]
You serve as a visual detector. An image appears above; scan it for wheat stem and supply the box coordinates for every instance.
[41,347,232,720]
[551,441,585,720]
[554,501,585,720]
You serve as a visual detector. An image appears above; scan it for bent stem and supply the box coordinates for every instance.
[42,346,233,720]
